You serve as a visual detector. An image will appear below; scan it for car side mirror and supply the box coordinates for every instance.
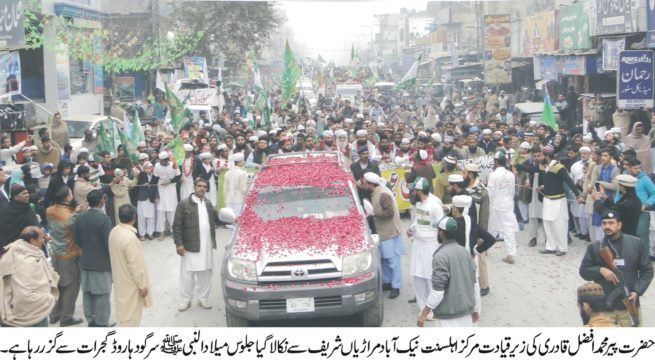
[219,208,236,224]
[371,234,380,245]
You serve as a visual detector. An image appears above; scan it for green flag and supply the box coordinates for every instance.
[164,83,190,134]
[117,128,139,163]
[541,89,558,131]
[280,41,301,109]
[166,135,186,166]
[96,119,114,154]
[130,110,145,144]
[396,55,422,90]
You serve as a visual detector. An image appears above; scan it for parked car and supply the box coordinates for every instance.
[64,115,123,153]
[219,151,383,327]
[513,102,560,124]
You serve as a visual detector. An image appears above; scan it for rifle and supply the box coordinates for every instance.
[598,241,639,327]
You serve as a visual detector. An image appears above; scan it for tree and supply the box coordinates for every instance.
[22,0,203,74]
[169,1,283,64]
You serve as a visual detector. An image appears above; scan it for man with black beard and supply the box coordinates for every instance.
[576,282,616,327]
[461,135,485,160]
[378,135,395,163]
[435,135,454,161]
[478,129,496,154]
[293,133,307,152]
[320,130,337,151]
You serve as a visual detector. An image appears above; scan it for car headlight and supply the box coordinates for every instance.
[342,250,373,276]
[227,257,257,281]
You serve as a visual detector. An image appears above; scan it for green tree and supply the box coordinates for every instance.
[169,1,283,64]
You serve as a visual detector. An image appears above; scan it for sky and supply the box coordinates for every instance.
[278,0,430,64]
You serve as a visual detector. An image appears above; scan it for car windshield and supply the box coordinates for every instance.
[252,186,354,221]
[65,120,92,138]
[337,88,359,98]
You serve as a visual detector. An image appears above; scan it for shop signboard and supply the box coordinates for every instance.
[602,37,625,71]
[559,3,590,50]
[0,0,25,48]
[561,56,587,76]
[596,0,634,35]
[540,56,559,81]
[617,50,654,109]
[648,0,655,47]
[522,10,559,56]
[483,14,512,84]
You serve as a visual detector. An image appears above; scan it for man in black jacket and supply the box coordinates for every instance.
[580,209,653,327]
[0,167,8,215]
[43,160,75,209]
[173,178,220,312]
[72,189,113,327]
[594,174,641,237]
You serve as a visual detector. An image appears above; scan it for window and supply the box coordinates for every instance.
[69,56,93,95]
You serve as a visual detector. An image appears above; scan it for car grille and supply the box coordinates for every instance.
[258,259,341,285]
[259,296,343,311]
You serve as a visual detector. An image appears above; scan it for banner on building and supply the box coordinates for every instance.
[596,0,634,35]
[603,37,625,71]
[93,37,104,94]
[483,14,512,84]
[559,3,590,50]
[114,77,136,102]
[522,10,559,56]
[56,44,71,100]
[617,50,654,110]
[648,0,655,47]
[0,51,20,99]
[0,0,25,48]
[183,56,209,84]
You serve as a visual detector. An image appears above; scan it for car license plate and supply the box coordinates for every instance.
[286,298,315,313]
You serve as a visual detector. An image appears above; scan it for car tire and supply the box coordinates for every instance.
[360,289,384,327]
[226,311,249,327]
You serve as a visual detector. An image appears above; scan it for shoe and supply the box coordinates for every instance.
[539,249,556,254]
[389,289,400,299]
[567,236,572,245]
[87,321,95,327]
[495,235,504,242]
[145,235,152,240]
[49,316,60,325]
[556,251,566,256]
[199,300,212,309]
[382,283,391,291]
[407,297,417,304]
[158,234,165,241]
[60,317,84,327]
[480,287,490,297]
[502,256,515,264]
[89,322,116,327]
[178,301,191,312]
[528,238,537,247]
[139,236,145,242]
[152,232,161,238]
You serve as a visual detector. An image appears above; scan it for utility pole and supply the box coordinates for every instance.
[475,1,484,63]
[151,0,160,96]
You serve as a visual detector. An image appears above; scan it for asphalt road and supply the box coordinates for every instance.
[67,221,654,327]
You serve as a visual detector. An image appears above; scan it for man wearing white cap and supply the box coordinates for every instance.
[488,150,519,264]
[417,216,477,328]
[179,144,195,200]
[224,152,248,217]
[154,151,180,240]
[351,129,379,162]
[362,172,404,299]
[407,177,444,314]
[434,152,461,205]
[571,146,592,241]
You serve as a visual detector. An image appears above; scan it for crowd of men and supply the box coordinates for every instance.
[0,80,653,327]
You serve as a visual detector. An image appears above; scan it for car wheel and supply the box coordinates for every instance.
[360,289,384,327]
[226,311,249,327]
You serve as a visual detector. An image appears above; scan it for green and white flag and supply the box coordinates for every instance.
[254,68,268,111]
[396,55,422,90]
[280,41,301,109]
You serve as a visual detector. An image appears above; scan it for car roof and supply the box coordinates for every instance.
[63,115,121,122]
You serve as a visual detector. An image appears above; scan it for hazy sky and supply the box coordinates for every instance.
[279,0,430,64]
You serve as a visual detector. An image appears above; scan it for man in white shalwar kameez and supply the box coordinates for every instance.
[173,179,219,311]
[407,177,443,315]
[179,144,195,200]
[224,153,248,216]
[487,150,519,264]
[154,151,180,240]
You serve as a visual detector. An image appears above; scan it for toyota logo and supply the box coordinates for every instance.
[291,268,308,278]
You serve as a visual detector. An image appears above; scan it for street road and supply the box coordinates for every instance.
[68,221,654,327]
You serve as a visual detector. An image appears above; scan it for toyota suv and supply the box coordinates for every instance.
[219,152,383,327]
